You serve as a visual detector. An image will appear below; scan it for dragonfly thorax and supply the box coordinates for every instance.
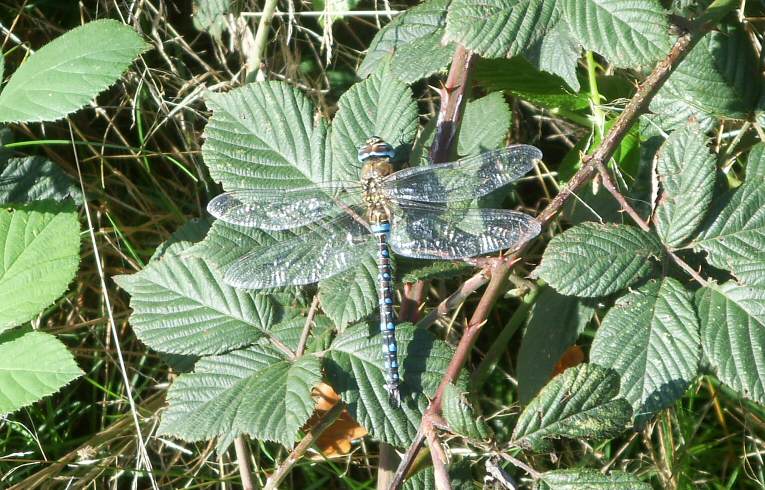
[361,160,393,224]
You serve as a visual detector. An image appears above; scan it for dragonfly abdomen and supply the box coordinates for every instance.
[371,221,400,407]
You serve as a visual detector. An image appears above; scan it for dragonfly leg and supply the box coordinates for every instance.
[372,221,401,407]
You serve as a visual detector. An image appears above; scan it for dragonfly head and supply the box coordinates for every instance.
[357,136,395,163]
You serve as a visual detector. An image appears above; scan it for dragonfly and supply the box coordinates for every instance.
[207,137,542,406]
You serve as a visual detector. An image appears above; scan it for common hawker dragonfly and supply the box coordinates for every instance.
[207,137,542,406]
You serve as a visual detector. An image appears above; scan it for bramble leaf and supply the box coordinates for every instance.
[512,363,632,451]
[442,383,491,439]
[0,20,148,123]
[650,26,760,129]
[0,155,80,205]
[444,0,559,58]
[114,251,284,356]
[561,0,671,68]
[591,278,700,424]
[536,223,663,297]
[537,468,651,489]
[159,345,321,447]
[358,0,453,83]
[693,182,765,285]
[696,283,765,404]
[0,202,80,332]
[458,92,511,157]
[0,329,83,416]
[653,126,716,247]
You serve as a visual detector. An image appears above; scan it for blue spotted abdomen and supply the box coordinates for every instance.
[371,221,400,406]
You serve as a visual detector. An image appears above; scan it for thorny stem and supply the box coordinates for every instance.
[296,294,321,358]
[597,162,710,287]
[263,402,345,490]
[390,10,726,488]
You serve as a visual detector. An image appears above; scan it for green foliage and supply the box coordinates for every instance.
[0,201,80,332]
[560,0,671,68]
[0,155,80,205]
[457,92,511,157]
[158,345,321,447]
[653,126,716,247]
[474,58,589,112]
[441,383,491,439]
[0,329,83,416]
[444,0,559,59]
[590,278,700,424]
[537,468,651,489]
[517,287,595,403]
[650,26,760,130]
[359,0,453,83]
[512,364,632,452]
[0,20,148,123]
[697,283,765,404]
[693,181,765,285]
[536,223,663,297]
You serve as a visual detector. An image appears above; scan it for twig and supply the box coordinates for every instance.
[424,416,451,490]
[389,9,726,488]
[248,0,279,81]
[234,437,255,490]
[296,295,321,357]
[263,401,345,490]
[399,281,426,323]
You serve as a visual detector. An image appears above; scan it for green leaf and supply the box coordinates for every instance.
[693,182,765,284]
[475,58,589,112]
[399,258,473,282]
[319,255,379,328]
[458,92,511,157]
[0,20,148,123]
[444,0,559,58]
[696,283,765,404]
[326,323,456,447]
[0,202,80,332]
[402,461,474,490]
[590,278,700,424]
[522,20,581,92]
[193,0,231,39]
[512,364,632,452]
[159,346,321,447]
[536,223,663,297]
[442,383,491,439]
[358,0,454,83]
[650,26,759,127]
[561,0,671,68]
[746,143,765,182]
[151,217,212,261]
[114,253,284,356]
[517,287,595,403]
[537,468,651,490]
[0,329,83,416]
[0,155,80,205]
[653,126,716,247]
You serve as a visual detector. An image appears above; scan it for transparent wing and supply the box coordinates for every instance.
[383,145,542,203]
[224,209,375,289]
[207,182,361,230]
[390,201,541,260]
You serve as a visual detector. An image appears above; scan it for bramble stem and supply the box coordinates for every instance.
[234,437,255,490]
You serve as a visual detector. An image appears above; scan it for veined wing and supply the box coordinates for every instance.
[224,209,375,289]
[390,201,541,260]
[383,145,542,203]
[207,182,361,230]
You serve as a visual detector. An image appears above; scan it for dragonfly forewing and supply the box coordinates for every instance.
[383,145,542,203]
[224,210,375,289]
[207,182,362,230]
[389,201,541,260]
